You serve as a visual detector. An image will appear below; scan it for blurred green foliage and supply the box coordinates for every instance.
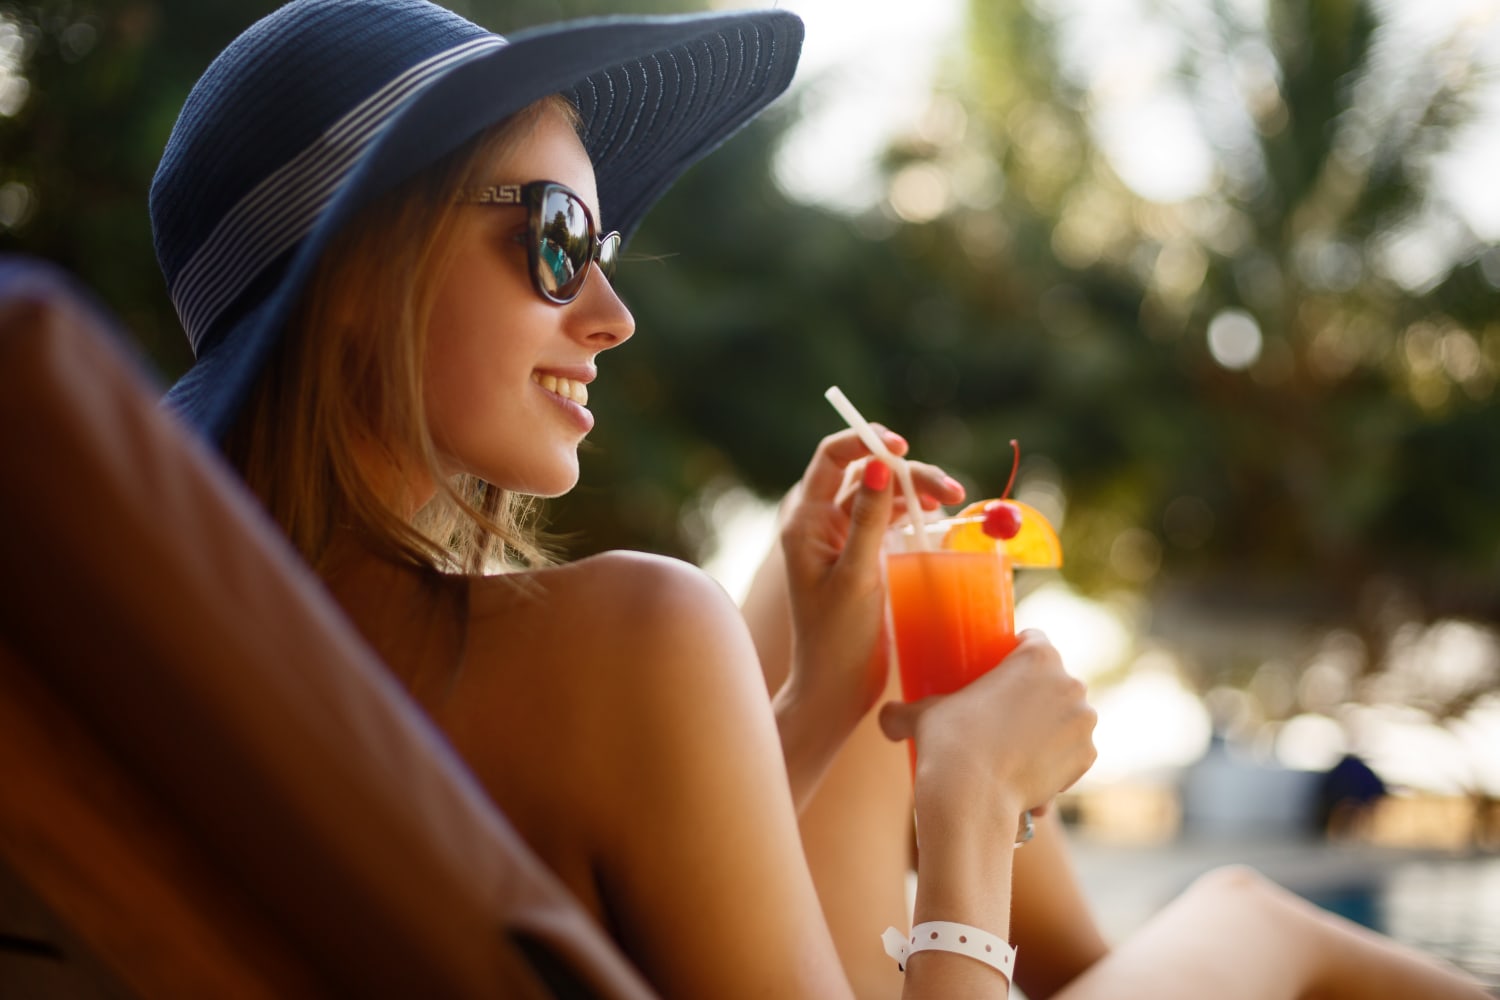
[1,0,1495,710]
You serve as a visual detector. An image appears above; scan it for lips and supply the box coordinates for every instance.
[532,371,588,406]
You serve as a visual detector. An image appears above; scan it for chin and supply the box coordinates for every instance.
[512,462,580,499]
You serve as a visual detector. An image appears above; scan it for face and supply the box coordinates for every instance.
[421,105,635,499]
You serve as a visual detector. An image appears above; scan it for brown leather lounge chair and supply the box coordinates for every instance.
[0,257,658,999]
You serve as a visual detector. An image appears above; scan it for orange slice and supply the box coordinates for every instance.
[942,499,1063,568]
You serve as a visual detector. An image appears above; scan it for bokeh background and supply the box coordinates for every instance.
[3,0,1498,985]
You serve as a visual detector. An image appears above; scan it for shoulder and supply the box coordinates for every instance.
[472,549,744,655]
[459,550,768,731]
[451,549,779,846]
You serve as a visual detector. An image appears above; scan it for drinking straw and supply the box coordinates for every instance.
[824,386,930,550]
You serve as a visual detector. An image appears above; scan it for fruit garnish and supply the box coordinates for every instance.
[938,439,1062,567]
[942,499,1062,567]
[982,500,1023,540]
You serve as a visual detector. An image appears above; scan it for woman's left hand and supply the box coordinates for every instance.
[770,426,964,802]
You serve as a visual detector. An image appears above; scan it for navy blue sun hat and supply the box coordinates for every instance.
[152,0,803,442]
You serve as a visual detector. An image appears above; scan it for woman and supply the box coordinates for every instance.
[151,2,1488,997]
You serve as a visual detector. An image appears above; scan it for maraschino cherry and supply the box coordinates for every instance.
[981,440,1023,541]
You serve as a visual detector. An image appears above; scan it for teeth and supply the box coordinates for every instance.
[533,372,588,406]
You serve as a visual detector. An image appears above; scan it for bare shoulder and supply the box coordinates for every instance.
[459,549,769,740]
[433,551,779,921]
[468,549,746,666]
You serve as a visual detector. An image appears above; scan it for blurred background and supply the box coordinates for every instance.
[2,0,1497,985]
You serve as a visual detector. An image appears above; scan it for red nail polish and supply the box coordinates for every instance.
[864,460,891,491]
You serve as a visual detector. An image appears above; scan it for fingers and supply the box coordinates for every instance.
[832,458,966,516]
[798,425,907,505]
[841,458,896,572]
[881,633,1098,811]
[907,460,965,510]
[800,423,967,518]
[878,698,919,743]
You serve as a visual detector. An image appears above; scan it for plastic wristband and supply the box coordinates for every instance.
[881,921,1017,981]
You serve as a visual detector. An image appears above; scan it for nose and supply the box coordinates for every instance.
[569,260,635,349]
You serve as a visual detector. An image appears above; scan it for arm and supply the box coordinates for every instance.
[453,549,1093,999]
[749,434,1109,996]
[881,632,1099,998]
[593,559,1097,1000]
[582,556,855,999]
[742,428,962,810]
[750,441,1100,996]
[452,552,856,999]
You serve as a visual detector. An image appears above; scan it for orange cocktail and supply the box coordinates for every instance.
[886,536,1017,702]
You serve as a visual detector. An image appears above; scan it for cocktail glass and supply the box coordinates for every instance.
[885,517,1035,845]
[885,518,1017,704]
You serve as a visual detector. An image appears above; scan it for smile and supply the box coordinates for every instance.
[532,372,589,406]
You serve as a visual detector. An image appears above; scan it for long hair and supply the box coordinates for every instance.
[224,97,577,577]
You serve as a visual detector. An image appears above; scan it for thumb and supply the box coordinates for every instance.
[878,698,919,743]
[843,459,895,570]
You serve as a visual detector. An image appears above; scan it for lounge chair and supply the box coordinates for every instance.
[0,256,656,999]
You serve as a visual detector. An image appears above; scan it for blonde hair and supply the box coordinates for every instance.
[224,96,579,577]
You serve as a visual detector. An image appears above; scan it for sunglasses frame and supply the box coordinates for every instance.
[461,181,620,305]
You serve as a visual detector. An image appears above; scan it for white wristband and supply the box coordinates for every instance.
[882,921,1017,981]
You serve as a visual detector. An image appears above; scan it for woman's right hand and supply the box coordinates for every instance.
[878,632,1097,824]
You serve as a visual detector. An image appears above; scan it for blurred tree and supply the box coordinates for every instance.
[560,0,1500,715]
[1,0,1495,713]
[0,0,282,373]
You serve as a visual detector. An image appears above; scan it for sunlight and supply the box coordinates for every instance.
[695,484,780,604]
[1085,653,1214,784]
[763,0,1500,235]
[1015,582,1133,681]
[766,0,965,211]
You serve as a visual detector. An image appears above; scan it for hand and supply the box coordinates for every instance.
[778,427,964,731]
[878,631,1097,823]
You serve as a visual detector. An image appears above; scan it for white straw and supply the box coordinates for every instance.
[824,386,929,550]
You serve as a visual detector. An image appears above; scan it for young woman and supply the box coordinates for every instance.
[151,2,1489,997]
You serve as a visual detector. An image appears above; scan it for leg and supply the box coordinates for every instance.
[795,665,912,1000]
[1056,865,1490,1000]
[742,536,911,997]
[1009,810,1110,998]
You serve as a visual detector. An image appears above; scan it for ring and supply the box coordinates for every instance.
[1014,810,1035,847]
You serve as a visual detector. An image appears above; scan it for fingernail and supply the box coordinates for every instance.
[864,459,891,491]
[883,430,907,450]
[942,475,964,495]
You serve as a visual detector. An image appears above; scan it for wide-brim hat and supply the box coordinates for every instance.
[152,0,803,442]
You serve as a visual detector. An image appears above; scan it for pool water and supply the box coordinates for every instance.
[1302,855,1500,991]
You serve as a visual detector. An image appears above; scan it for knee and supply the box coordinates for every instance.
[1181,864,1319,926]
[1182,864,1279,906]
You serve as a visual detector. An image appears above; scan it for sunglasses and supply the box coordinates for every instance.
[461,181,620,305]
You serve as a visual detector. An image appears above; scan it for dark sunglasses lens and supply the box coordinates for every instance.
[535,186,591,300]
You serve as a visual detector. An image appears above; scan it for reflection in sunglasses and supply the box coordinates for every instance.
[460,181,618,304]
[539,239,575,292]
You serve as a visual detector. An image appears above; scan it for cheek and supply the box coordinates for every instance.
[419,243,546,445]
[424,262,508,395]
[422,302,492,450]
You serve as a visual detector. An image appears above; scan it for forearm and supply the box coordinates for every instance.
[743,536,856,809]
[903,789,1025,998]
[771,671,861,811]
[740,533,793,694]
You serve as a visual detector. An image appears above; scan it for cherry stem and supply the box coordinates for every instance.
[1001,439,1020,500]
